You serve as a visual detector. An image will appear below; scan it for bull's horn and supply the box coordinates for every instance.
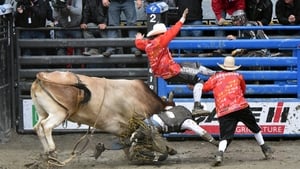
[168,91,174,102]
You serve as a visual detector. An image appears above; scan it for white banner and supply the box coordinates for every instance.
[22,99,300,136]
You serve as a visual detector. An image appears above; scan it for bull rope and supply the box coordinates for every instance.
[47,127,92,167]
[47,78,107,167]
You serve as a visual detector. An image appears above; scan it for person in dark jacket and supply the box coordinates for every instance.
[102,0,143,57]
[80,0,108,56]
[245,0,273,26]
[52,0,83,56]
[226,9,270,57]
[177,0,204,54]
[275,0,300,35]
[15,0,55,56]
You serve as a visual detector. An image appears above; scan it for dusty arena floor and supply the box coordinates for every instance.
[0,131,299,169]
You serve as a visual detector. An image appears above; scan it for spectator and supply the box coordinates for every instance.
[211,0,245,37]
[80,0,108,56]
[15,0,55,56]
[202,56,274,166]
[52,0,83,56]
[245,0,273,26]
[226,10,270,57]
[102,0,143,57]
[135,9,216,116]
[177,0,204,55]
[275,0,300,35]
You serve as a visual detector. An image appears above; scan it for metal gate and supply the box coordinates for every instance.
[0,3,13,143]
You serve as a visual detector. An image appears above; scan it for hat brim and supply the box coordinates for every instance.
[217,63,241,70]
[147,29,166,37]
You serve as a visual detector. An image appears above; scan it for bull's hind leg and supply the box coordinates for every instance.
[40,107,67,154]
[32,94,67,155]
[32,97,51,153]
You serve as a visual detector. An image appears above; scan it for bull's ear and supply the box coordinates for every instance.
[161,96,167,102]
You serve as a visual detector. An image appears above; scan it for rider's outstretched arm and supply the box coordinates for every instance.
[198,65,216,76]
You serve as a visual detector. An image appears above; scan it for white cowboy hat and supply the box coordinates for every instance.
[217,56,241,70]
[147,23,167,37]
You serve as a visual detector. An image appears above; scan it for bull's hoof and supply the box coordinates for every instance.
[156,153,168,162]
[24,153,50,169]
[166,146,177,155]
[93,142,106,160]
[24,161,41,169]
[47,150,58,159]
[167,148,177,155]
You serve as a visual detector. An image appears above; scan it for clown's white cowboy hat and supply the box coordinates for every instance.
[147,23,167,37]
[217,56,241,70]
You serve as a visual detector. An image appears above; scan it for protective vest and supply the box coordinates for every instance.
[158,105,192,132]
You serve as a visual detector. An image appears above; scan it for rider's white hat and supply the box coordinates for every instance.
[147,23,167,37]
[217,56,241,70]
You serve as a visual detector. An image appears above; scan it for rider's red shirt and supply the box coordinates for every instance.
[202,71,249,118]
[135,21,183,79]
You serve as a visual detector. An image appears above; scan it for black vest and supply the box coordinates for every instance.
[158,105,192,132]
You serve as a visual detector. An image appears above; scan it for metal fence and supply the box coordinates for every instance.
[14,26,151,133]
[0,5,13,143]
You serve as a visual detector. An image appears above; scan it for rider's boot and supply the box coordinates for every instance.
[93,142,105,160]
[192,102,211,117]
[201,132,219,147]
[261,144,274,159]
[212,151,223,166]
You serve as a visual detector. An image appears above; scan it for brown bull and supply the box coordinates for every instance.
[31,71,173,164]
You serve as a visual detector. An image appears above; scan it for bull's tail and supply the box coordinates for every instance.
[72,83,91,104]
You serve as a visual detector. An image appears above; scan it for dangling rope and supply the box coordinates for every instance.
[47,126,92,167]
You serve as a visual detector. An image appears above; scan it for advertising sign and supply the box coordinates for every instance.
[22,99,89,131]
[22,99,300,137]
[165,101,300,137]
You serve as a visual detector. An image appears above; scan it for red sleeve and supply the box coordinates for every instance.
[159,21,183,47]
[211,0,223,20]
[135,39,147,51]
[239,75,246,94]
[202,76,215,93]
[237,0,246,11]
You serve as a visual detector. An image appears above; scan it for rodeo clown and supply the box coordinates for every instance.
[135,8,216,116]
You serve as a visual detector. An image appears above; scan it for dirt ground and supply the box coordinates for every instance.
[0,131,300,169]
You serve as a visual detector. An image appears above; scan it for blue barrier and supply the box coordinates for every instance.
[169,39,300,50]
[158,39,300,99]
[180,25,300,31]
[156,36,300,138]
